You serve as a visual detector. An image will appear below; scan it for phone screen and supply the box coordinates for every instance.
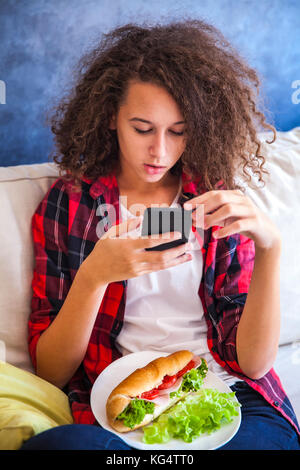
[141,207,193,251]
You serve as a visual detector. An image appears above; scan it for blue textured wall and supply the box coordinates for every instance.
[0,0,299,167]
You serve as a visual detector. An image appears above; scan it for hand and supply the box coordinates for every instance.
[184,189,282,250]
[80,217,193,288]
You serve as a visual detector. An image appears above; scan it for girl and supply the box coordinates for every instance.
[22,19,299,450]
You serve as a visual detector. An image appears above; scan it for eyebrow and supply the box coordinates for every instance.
[129,117,185,125]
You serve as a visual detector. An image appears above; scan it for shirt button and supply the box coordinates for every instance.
[273,401,280,407]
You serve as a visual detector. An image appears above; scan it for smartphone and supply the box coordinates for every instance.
[141,206,193,251]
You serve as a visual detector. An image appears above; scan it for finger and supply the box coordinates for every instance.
[147,251,193,274]
[146,241,191,261]
[212,217,254,239]
[159,252,193,270]
[134,241,192,276]
[190,205,205,228]
[204,202,251,229]
[184,190,245,215]
[136,230,183,249]
[204,191,246,216]
[160,241,193,261]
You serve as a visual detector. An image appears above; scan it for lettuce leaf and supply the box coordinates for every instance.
[117,398,155,429]
[170,359,208,398]
[142,388,240,444]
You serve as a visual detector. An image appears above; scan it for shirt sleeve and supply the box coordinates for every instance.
[28,178,71,370]
[206,232,255,375]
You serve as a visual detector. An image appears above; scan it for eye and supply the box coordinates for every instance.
[134,128,151,134]
[134,128,184,136]
[171,130,185,136]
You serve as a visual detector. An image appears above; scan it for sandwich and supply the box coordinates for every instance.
[106,350,208,432]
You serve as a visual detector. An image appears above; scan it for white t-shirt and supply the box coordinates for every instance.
[115,184,240,385]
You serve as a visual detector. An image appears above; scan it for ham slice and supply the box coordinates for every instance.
[140,354,202,407]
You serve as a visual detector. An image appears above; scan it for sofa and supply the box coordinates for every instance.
[0,127,300,449]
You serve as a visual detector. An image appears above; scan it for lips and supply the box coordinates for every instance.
[145,164,166,168]
[144,164,166,175]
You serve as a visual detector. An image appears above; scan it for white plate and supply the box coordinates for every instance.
[90,351,241,450]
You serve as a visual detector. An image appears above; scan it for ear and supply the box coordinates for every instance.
[109,114,117,130]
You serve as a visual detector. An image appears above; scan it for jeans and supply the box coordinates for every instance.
[221,381,300,450]
[20,382,300,450]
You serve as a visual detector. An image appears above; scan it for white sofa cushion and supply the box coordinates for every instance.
[0,163,60,372]
[273,343,300,422]
[243,127,300,346]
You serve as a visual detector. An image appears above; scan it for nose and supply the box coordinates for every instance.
[149,131,167,160]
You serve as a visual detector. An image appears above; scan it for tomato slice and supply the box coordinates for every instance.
[157,374,178,390]
[140,359,196,399]
[140,388,160,400]
[176,359,195,378]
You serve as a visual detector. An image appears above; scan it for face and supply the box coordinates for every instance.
[109,80,187,192]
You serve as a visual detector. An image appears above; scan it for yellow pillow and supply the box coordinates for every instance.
[0,361,73,450]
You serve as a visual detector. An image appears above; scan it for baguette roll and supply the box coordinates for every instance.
[106,350,203,432]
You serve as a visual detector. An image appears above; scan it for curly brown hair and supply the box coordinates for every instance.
[48,18,276,193]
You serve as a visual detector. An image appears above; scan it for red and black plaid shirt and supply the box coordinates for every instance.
[28,171,299,435]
